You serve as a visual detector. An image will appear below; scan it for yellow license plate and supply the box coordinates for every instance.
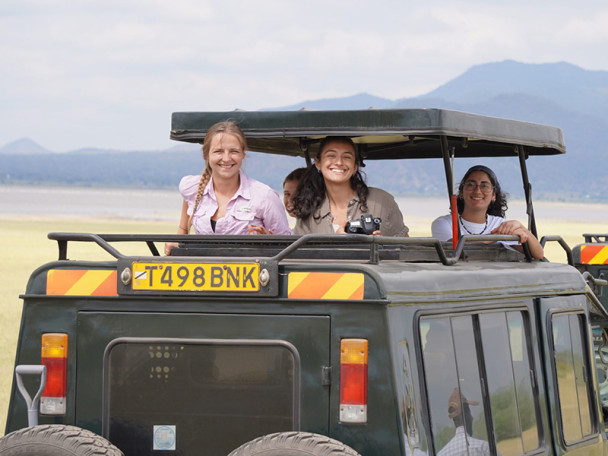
[132,262,260,292]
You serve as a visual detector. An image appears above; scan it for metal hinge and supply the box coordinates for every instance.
[322,366,332,386]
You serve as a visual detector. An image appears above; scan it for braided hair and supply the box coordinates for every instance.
[188,120,247,229]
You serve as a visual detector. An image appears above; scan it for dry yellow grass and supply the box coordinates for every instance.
[0,216,175,435]
[0,214,605,435]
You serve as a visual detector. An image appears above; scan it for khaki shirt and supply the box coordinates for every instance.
[294,187,409,236]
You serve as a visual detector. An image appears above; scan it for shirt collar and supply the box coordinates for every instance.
[314,193,359,220]
[205,170,251,201]
[234,170,252,200]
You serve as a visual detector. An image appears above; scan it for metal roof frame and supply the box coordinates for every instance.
[170,108,567,239]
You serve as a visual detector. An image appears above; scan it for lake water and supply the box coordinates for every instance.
[1,185,607,224]
[0,185,182,220]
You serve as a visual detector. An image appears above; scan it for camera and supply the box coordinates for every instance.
[345,214,381,235]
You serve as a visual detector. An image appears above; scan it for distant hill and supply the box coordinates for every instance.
[1,60,607,201]
[264,93,395,111]
[417,60,608,122]
[0,138,52,155]
[384,61,608,201]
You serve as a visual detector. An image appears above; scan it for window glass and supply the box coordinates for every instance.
[480,312,539,456]
[421,310,541,456]
[399,340,424,455]
[421,316,489,456]
[421,317,459,453]
[552,313,593,443]
[107,342,295,456]
[568,315,592,436]
[506,312,538,453]
[552,314,579,442]
[452,316,488,442]
[592,328,608,426]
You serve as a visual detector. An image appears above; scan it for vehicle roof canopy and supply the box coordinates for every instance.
[170,108,565,159]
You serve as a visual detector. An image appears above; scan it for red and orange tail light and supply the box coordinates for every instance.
[40,333,67,415]
[340,338,368,423]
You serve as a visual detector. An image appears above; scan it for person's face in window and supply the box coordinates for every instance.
[208,133,245,183]
[315,141,358,186]
[461,171,495,212]
[283,179,298,217]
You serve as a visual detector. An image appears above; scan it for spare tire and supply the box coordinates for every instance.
[0,425,123,456]
[227,431,362,456]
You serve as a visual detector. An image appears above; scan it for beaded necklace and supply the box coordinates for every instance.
[459,215,488,235]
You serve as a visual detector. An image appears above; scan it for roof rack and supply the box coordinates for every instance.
[47,233,533,265]
[583,234,608,243]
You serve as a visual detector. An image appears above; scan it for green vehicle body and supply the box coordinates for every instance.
[4,109,608,456]
[573,234,608,310]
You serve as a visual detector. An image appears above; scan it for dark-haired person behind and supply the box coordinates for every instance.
[431,165,544,260]
[292,137,409,236]
[283,167,308,218]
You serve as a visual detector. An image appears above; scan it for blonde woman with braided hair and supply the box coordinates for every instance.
[164,120,290,255]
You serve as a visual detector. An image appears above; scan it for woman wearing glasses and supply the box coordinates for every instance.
[431,165,544,260]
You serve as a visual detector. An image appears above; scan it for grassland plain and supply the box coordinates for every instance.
[0,212,606,436]
[0,216,175,435]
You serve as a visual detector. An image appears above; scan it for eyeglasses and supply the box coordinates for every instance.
[463,180,493,193]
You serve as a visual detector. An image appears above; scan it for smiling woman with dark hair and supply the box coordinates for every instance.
[431,165,544,260]
[292,136,409,236]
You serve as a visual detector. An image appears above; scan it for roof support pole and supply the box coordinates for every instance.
[299,139,312,167]
[440,135,458,248]
[517,145,538,237]
[440,135,454,195]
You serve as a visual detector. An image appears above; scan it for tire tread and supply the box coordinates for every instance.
[0,425,123,456]
[228,431,362,456]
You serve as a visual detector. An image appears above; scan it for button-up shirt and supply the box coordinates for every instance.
[180,171,291,235]
[437,427,491,456]
[294,187,409,236]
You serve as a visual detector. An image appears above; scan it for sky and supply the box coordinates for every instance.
[1,0,608,152]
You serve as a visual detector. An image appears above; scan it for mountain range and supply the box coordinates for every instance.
[1,60,607,202]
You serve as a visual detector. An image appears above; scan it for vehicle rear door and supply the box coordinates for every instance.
[75,311,331,456]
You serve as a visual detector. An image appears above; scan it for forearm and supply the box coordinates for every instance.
[493,220,544,260]
[177,200,189,234]
[525,233,544,260]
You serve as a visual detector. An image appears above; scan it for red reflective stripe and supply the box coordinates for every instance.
[46,270,87,295]
[288,272,364,300]
[289,273,341,298]
[91,271,118,295]
[46,269,117,296]
[580,245,608,264]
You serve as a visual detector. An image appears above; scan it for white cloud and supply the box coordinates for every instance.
[1,0,607,150]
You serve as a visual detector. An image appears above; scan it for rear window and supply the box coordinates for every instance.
[104,339,297,456]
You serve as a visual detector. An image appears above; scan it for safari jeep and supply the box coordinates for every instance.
[2,109,608,456]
